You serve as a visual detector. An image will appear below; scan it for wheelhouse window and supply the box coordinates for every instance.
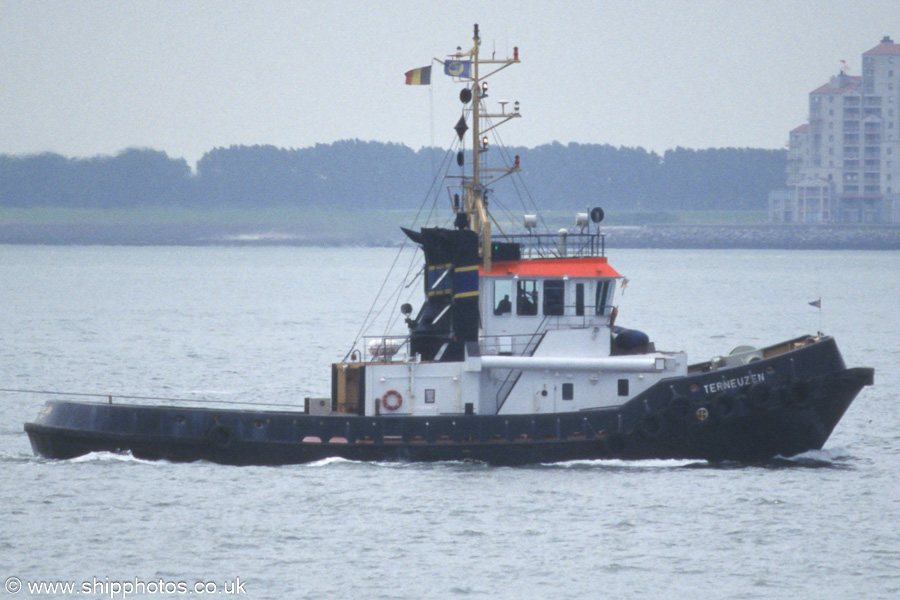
[516,280,538,316]
[575,283,585,316]
[595,280,612,315]
[493,279,513,315]
[543,280,565,316]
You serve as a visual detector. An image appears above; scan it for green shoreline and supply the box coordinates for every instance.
[1,208,898,249]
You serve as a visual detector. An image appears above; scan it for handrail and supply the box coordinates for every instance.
[501,232,606,259]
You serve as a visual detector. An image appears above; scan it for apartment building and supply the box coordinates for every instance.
[770,36,900,224]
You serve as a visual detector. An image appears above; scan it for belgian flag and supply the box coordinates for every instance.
[404,65,431,85]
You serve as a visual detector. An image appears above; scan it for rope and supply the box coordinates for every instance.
[344,135,459,361]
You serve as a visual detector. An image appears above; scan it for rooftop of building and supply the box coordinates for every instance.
[810,75,861,95]
[864,36,900,55]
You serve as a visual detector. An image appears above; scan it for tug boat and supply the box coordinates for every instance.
[25,26,873,466]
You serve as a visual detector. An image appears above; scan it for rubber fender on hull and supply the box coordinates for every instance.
[747,382,776,411]
[665,395,692,422]
[638,412,665,438]
[603,433,626,455]
[712,392,742,421]
[787,380,812,409]
[207,424,232,450]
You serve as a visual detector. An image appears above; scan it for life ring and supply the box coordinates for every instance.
[382,390,403,411]
[207,424,232,449]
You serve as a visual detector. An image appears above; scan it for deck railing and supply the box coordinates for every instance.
[501,232,606,260]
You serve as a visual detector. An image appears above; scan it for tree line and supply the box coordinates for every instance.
[0,141,785,212]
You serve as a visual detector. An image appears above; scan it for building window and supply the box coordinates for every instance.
[562,383,574,401]
[516,280,539,316]
[543,280,565,316]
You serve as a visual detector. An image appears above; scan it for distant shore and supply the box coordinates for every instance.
[602,224,900,250]
[1,222,899,250]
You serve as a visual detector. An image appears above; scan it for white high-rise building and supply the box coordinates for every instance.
[770,36,900,223]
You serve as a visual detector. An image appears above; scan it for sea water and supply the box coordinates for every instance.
[1,245,898,599]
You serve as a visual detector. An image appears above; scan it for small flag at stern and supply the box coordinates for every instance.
[405,65,431,85]
[809,298,821,308]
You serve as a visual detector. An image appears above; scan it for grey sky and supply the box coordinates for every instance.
[1,0,896,167]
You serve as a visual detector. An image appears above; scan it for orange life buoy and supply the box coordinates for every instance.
[382,390,403,411]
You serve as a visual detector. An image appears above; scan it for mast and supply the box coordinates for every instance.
[454,24,521,272]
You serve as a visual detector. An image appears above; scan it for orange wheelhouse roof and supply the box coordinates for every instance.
[480,257,620,278]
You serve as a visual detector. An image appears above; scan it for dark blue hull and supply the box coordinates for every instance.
[24,337,873,466]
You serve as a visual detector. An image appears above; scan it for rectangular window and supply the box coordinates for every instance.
[562,383,574,400]
[516,280,539,316]
[493,279,513,315]
[617,379,629,396]
[425,389,435,404]
[575,283,585,316]
[543,280,565,316]
[595,280,611,315]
